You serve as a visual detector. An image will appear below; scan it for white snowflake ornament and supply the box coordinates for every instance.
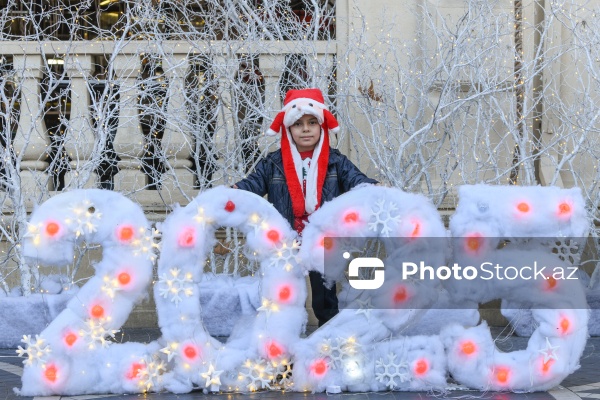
[65,200,102,238]
[157,268,194,304]
[16,335,52,366]
[368,199,402,237]
[238,358,276,391]
[319,337,362,370]
[79,318,118,349]
[273,358,293,389]
[269,240,301,271]
[137,355,166,392]
[132,227,161,262]
[375,353,411,389]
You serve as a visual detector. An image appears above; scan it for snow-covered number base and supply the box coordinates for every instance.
[292,186,448,392]
[17,189,160,395]
[154,187,305,393]
[443,184,589,391]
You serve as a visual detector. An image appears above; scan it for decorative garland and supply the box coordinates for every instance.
[15,185,590,394]
[154,186,305,393]
[442,184,589,391]
[17,190,158,395]
[292,186,449,392]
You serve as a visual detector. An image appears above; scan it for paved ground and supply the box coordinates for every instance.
[1,328,598,400]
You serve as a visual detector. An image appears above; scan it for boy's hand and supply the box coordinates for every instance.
[231,184,238,189]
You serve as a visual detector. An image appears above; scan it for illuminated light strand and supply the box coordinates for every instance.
[19,190,155,395]
[155,187,304,394]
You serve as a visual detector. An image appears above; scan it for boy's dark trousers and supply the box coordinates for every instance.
[309,270,339,327]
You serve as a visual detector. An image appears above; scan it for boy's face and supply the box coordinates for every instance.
[289,114,321,152]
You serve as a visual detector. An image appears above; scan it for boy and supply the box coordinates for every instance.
[234,88,377,327]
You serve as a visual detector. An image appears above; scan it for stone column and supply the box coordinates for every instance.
[12,55,49,193]
[259,54,286,112]
[64,55,97,188]
[112,54,146,192]
[161,54,194,193]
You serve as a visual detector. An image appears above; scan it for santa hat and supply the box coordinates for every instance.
[266,88,340,219]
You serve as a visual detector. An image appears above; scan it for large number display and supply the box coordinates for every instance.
[15,185,590,395]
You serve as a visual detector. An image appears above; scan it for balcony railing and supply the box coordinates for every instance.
[0,41,338,214]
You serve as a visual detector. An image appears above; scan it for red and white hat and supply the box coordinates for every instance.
[267,88,340,220]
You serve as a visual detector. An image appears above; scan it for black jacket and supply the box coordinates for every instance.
[235,148,378,228]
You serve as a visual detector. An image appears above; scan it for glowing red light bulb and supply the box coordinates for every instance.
[393,286,408,304]
[542,359,554,373]
[461,340,476,355]
[465,234,482,253]
[267,229,280,243]
[127,362,144,380]
[560,317,570,334]
[118,272,131,286]
[90,304,104,318]
[414,359,428,376]
[44,364,58,383]
[545,276,557,291]
[278,285,292,302]
[46,222,60,237]
[320,237,333,250]
[267,341,283,359]
[517,202,530,213]
[558,202,571,216]
[411,221,421,238]
[311,359,328,377]
[224,200,236,212]
[344,212,359,224]
[496,367,510,384]
[183,345,198,360]
[118,226,134,242]
[178,227,196,248]
[64,332,77,347]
